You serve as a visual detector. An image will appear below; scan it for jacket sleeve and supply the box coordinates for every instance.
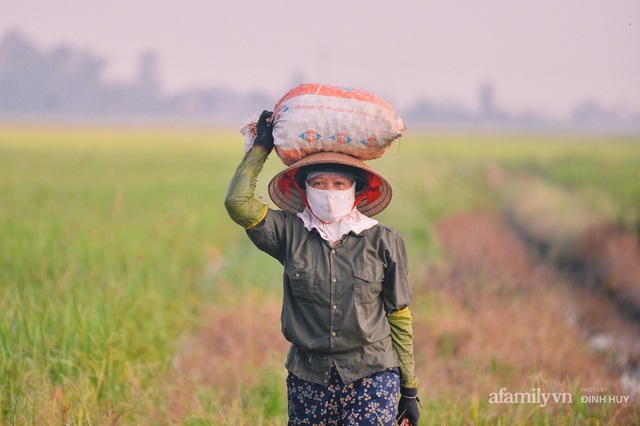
[388,307,419,389]
[224,147,270,229]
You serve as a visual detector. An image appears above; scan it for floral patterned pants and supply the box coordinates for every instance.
[286,367,400,425]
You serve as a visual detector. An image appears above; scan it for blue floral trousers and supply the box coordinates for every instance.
[287,367,400,425]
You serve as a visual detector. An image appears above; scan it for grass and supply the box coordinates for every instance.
[1,125,639,424]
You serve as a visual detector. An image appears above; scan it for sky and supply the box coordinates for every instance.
[2,0,639,119]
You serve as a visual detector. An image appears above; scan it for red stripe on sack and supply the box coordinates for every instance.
[273,83,395,114]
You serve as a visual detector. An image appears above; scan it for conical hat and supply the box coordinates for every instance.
[268,152,392,217]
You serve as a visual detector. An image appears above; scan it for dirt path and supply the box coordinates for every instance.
[435,211,640,398]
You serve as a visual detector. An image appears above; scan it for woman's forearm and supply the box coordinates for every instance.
[388,307,419,389]
[224,147,270,229]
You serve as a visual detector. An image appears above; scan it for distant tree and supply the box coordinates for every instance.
[570,99,619,126]
[47,45,106,112]
[404,96,475,125]
[136,50,160,98]
[0,30,49,111]
[0,29,106,113]
[479,83,495,114]
[287,70,307,90]
[478,82,507,122]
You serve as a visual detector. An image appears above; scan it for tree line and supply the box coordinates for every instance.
[0,30,270,122]
[1,29,638,131]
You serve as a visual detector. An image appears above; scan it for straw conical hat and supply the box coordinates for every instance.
[268,152,392,217]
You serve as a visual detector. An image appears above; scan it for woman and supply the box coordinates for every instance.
[225,111,421,425]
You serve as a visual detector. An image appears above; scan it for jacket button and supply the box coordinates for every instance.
[331,278,337,283]
[331,331,336,337]
[295,273,300,278]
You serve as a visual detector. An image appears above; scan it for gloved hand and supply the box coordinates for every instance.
[253,110,274,153]
[397,387,420,425]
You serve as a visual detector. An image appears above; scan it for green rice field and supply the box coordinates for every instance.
[1,126,639,425]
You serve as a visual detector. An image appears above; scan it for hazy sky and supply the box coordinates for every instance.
[2,1,639,118]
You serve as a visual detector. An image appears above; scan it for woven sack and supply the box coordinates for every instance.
[241,83,406,165]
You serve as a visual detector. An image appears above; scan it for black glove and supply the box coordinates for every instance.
[397,387,420,425]
[253,110,274,153]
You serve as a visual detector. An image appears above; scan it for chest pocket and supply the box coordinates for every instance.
[285,262,316,303]
[352,261,384,306]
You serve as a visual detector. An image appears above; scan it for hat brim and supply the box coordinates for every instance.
[268,152,392,217]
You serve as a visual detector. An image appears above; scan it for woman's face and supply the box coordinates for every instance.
[307,174,353,191]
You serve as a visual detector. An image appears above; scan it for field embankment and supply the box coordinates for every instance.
[492,166,640,339]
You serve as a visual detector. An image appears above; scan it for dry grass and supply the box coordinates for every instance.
[430,212,612,383]
[578,224,640,317]
[174,295,288,393]
[422,211,640,423]
[167,294,288,423]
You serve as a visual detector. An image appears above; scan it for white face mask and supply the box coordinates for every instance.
[305,183,356,223]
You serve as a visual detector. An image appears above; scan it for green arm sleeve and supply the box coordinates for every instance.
[224,147,270,229]
[388,307,419,389]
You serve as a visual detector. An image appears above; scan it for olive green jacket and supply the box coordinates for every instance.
[224,147,418,388]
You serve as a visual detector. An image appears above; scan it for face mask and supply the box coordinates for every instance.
[305,183,356,223]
